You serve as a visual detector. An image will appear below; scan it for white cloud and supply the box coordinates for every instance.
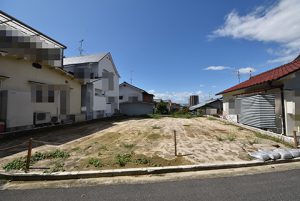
[238,67,256,74]
[211,0,300,64]
[204,66,230,71]
[148,90,209,104]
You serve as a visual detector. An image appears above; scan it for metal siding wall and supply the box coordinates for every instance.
[239,94,276,129]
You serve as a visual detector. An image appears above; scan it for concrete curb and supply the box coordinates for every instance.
[1,158,300,181]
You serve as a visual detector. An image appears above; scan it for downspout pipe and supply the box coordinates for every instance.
[280,87,286,135]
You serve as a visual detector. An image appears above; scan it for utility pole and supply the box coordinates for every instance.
[249,69,252,79]
[78,39,84,56]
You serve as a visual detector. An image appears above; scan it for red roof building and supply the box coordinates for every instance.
[218,55,300,137]
[217,57,300,95]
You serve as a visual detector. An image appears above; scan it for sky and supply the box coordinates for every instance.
[1,0,300,104]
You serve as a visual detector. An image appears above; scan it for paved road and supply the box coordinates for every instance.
[2,169,300,201]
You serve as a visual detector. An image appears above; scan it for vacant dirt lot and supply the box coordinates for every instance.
[0,117,289,172]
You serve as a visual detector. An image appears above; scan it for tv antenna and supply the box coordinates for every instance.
[78,39,84,56]
[234,69,241,83]
[130,70,133,84]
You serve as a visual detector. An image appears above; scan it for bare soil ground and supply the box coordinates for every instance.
[0,117,288,172]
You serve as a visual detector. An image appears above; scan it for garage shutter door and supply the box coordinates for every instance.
[239,94,276,129]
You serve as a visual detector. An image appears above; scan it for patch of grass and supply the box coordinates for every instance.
[71,147,81,152]
[116,153,132,167]
[31,150,70,163]
[223,122,233,125]
[171,113,193,119]
[183,124,190,127]
[254,132,293,148]
[248,138,260,145]
[99,145,108,151]
[152,125,161,129]
[148,114,162,119]
[216,136,224,141]
[123,143,135,149]
[147,133,161,140]
[227,134,236,141]
[237,127,244,131]
[207,116,217,121]
[88,158,103,168]
[3,158,26,171]
[50,162,65,173]
[135,158,150,165]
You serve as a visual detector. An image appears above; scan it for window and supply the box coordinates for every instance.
[36,89,43,103]
[119,96,123,100]
[107,97,115,103]
[48,90,54,102]
[129,96,138,102]
[95,89,103,97]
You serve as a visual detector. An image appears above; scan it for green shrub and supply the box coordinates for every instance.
[47,149,70,159]
[31,150,70,163]
[135,158,150,164]
[88,158,102,168]
[155,101,169,115]
[116,154,132,167]
[3,158,26,171]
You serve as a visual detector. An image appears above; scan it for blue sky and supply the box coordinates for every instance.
[1,0,300,103]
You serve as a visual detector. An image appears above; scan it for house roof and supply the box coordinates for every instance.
[189,98,222,111]
[217,57,300,95]
[64,52,120,77]
[0,10,66,49]
[63,53,107,65]
[120,82,154,96]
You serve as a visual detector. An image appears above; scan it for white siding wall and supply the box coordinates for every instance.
[97,56,119,114]
[119,85,143,103]
[0,56,81,129]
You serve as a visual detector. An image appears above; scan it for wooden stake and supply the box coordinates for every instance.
[293,131,298,148]
[174,130,177,156]
[25,138,33,172]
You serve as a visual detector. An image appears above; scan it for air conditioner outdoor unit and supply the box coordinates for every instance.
[34,112,51,125]
[51,116,59,124]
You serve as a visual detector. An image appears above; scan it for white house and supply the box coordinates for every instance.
[64,53,120,119]
[119,82,154,116]
[217,55,300,137]
[0,11,83,133]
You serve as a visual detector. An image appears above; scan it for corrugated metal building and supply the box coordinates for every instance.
[217,55,300,137]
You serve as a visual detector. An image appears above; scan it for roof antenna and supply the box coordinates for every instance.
[130,70,133,84]
[78,39,84,56]
[235,69,241,83]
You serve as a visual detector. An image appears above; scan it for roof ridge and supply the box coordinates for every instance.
[64,52,108,60]
[217,58,300,95]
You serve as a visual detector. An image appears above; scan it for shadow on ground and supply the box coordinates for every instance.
[0,117,140,158]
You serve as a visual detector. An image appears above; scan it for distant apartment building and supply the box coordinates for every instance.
[119,82,154,116]
[0,11,83,133]
[189,95,199,106]
[63,53,120,120]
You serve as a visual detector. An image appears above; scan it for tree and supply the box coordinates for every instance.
[156,101,169,114]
